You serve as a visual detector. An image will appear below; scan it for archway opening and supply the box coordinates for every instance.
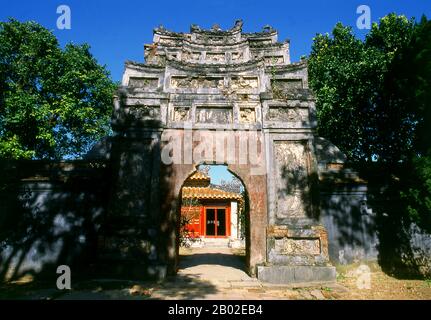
[176,164,250,277]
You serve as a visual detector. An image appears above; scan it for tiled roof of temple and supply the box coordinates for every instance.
[187,171,211,181]
[182,186,243,201]
[182,170,244,207]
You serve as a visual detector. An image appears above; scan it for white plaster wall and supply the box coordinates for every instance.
[230,201,238,239]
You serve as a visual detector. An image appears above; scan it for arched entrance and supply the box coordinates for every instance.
[176,164,251,275]
[106,20,336,284]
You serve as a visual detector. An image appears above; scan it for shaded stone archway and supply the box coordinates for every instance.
[173,164,265,276]
[105,20,335,283]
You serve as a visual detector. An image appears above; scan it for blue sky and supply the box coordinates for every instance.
[1,0,430,82]
[201,165,239,186]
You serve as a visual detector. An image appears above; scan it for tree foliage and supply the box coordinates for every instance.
[0,19,116,160]
[309,14,431,229]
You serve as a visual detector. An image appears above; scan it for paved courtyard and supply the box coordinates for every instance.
[1,247,431,300]
[149,247,346,300]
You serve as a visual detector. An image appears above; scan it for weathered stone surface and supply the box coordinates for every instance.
[257,266,336,284]
[107,20,334,281]
[274,238,321,255]
[267,107,308,122]
[128,77,159,88]
[196,107,233,124]
[273,141,309,219]
[239,108,256,123]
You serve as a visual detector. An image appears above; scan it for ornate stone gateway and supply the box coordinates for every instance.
[107,20,335,283]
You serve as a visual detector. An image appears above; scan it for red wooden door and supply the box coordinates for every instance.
[203,206,230,238]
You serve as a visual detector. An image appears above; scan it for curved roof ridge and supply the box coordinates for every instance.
[188,171,210,181]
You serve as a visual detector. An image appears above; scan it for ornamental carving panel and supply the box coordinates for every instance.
[265,56,284,65]
[267,107,309,122]
[159,37,179,46]
[231,51,244,62]
[231,77,258,90]
[249,39,273,47]
[171,76,224,89]
[182,51,201,61]
[196,107,232,124]
[276,192,306,218]
[240,108,256,123]
[206,53,226,63]
[128,77,159,88]
[274,238,321,255]
[197,34,235,44]
[128,105,160,120]
[274,141,309,218]
[172,107,190,122]
[271,79,303,90]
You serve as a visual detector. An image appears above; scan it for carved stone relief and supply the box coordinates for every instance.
[172,107,190,122]
[182,51,201,61]
[264,56,284,65]
[197,35,233,44]
[171,76,224,89]
[128,105,160,120]
[240,108,256,123]
[271,79,303,90]
[128,77,159,88]
[206,52,226,63]
[158,37,180,46]
[196,107,232,124]
[231,51,244,62]
[274,238,321,255]
[231,77,258,90]
[274,141,309,218]
[267,107,309,122]
[249,39,273,46]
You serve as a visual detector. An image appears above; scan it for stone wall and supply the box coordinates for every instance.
[1,158,431,281]
[317,159,431,277]
[0,161,109,281]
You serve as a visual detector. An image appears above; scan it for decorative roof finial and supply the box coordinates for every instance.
[233,19,243,31]
[211,23,222,31]
[190,24,201,32]
[263,25,273,32]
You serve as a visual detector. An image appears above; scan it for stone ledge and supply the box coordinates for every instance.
[257,265,336,284]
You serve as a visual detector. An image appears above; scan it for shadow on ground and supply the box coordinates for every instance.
[151,274,219,300]
[179,252,246,270]
[0,273,220,300]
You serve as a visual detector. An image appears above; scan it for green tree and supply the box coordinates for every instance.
[309,14,431,229]
[0,19,116,160]
[309,15,420,163]
[309,23,374,160]
[309,14,430,164]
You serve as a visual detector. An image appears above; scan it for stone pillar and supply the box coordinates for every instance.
[257,137,336,284]
[100,133,168,280]
[228,201,243,249]
[230,201,238,239]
